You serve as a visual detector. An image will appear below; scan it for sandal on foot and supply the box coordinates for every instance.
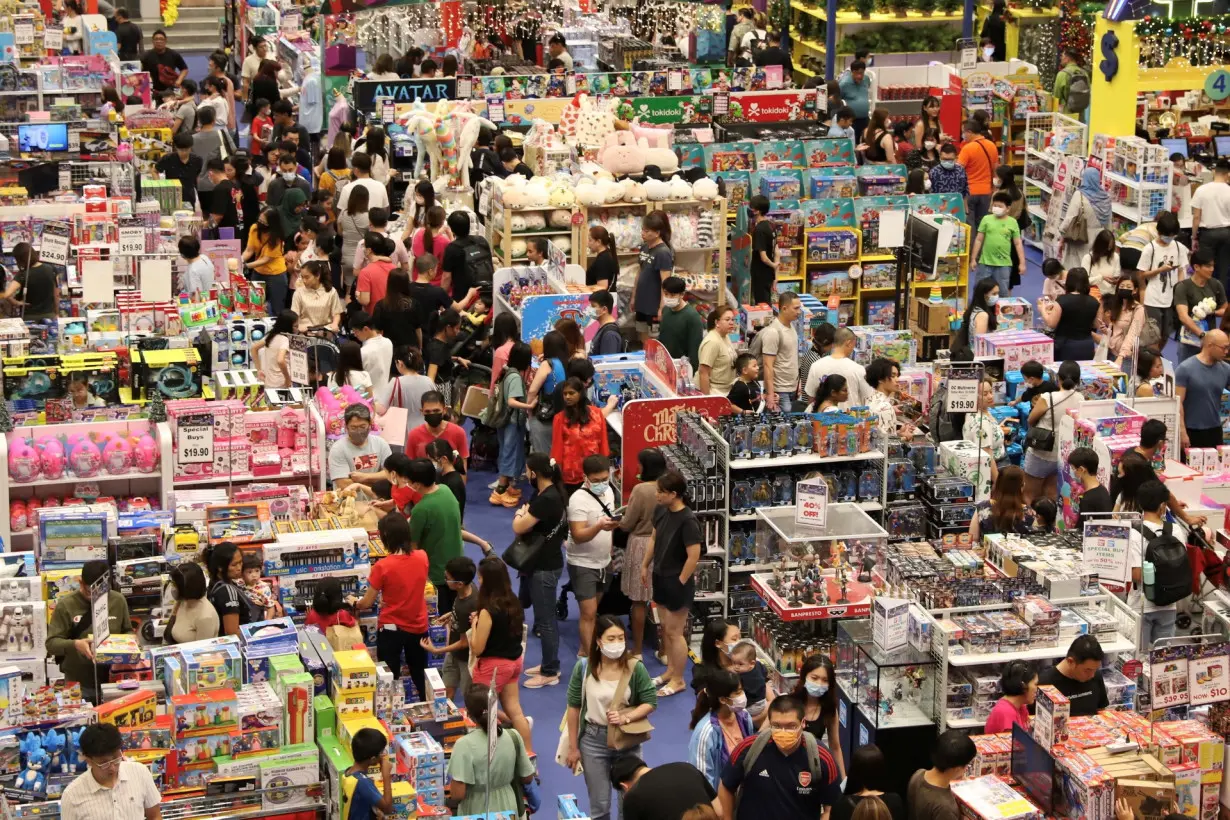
[656,682,686,698]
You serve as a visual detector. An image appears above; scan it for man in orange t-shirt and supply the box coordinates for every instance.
[958,118,1000,230]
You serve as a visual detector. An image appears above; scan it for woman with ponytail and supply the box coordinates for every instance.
[632,211,675,342]
[448,684,535,817]
[643,469,701,699]
[1022,360,1083,501]
[425,437,492,555]
[585,225,619,290]
[412,205,451,260]
[686,669,752,790]
[202,541,255,636]
[511,452,569,689]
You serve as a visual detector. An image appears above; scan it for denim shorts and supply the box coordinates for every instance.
[1022,449,1059,478]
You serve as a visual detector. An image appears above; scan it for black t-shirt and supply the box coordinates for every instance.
[751,219,777,282]
[586,250,619,290]
[239,174,262,229]
[1019,382,1057,405]
[272,123,312,147]
[208,579,253,627]
[728,379,762,412]
[1077,485,1112,529]
[832,794,907,820]
[481,606,523,660]
[250,75,281,108]
[210,179,241,229]
[652,505,703,576]
[441,243,474,302]
[372,302,418,350]
[451,589,478,661]
[753,46,793,74]
[156,153,203,204]
[115,21,142,59]
[141,48,188,91]
[1055,294,1100,340]
[424,336,454,383]
[623,763,717,820]
[1037,663,1108,717]
[15,263,58,318]
[441,470,467,521]
[527,485,566,572]
[408,282,453,331]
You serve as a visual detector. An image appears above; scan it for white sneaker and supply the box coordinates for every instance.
[488,479,500,490]
[527,715,534,730]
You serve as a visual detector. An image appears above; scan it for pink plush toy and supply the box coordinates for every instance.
[9,500,26,532]
[133,433,158,473]
[102,435,133,475]
[314,387,343,438]
[597,131,646,177]
[8,439,40,482]
[68,436,102,478]
[36,437,66,481]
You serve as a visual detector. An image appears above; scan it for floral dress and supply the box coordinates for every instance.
[963,411,1006,462]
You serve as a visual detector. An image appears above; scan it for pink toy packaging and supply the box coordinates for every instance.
[36,436,66,480]
[67,436,102,478]
[9,500,26,532]
[8,439,40,483]
[133,433,159,473]
[101,435,133,474]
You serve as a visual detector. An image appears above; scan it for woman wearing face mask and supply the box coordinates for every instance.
[793,655,845,778]
[1100,272,1145,369]
[242,207,289,314]
[563,617,658,820]
[1022,361,1083,501]
[913,128,941,171]
[912,96,942,149]
[1039,267,1100,360]
[586,226,619,290]
[687,669,752,791]
[859,109,896,164]
[1082,228,1121,295]
[692,618,741,696]
[960,278,1000,349]
[552,378,611,495]
[617,448,666,659]
[697,307,738,395]
[980,0,1008,61]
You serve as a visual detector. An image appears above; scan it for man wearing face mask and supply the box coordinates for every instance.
[929,143,968,197]
[1138,211,1188,348]
[565,455,622,655]
[719,696,842,820]
[266,149,310,209]
[658,276,703,369]
[407,391,471,463]
[587,291,624,356]
[328,404,393,490]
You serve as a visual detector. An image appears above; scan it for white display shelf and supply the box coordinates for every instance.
[1028,178,1053,194]
[1026,147,1057,162]
[947,636,1135,667]
[947,716,987,729]
[731,500,880,522]
[730,449,884,469]
[13,470,161,488]
[1104,170,1168,190]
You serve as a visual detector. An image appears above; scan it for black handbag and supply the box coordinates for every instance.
[503,516,566,571]
[1024,390,1070,453]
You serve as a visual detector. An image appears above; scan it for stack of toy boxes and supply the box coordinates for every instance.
[162,641,244,697]
[939,440,993,503]
[1049,747,1116,820]
[396,732,445,806]
[233,681,282,757]
[951,776,1045,820]
[402,701,472,754]
[966,733,1012,778]
[1033,684,1070,749]
[333,648,378,724]
[296,627,329,697]
[170,688,238,787]
[263,530,367,576]
[1046,360,1126,400]
[973,329,1054,372]
[317,733,352,820]
[97,688,158,729]
[239,617,300,683]
[375,662,401,724]
[1155,721,1223,820]
[149,636,240,691]
[1012,595,1061,648]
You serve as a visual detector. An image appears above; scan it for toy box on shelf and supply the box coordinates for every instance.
[1094,134,1174,231]
[1022,112,1087,249]
[486,182,579,270]
[805,226,861,328]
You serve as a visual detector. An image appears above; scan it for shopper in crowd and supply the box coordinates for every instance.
[1100,272,1145,368]
[403,390,468,461]
[350,511,431,696]
[1134,348,1165,396]
[865,358,913,439]
[142,29,188,93]
[424,309,464,402]
[368,53,400,81]
[514,452,569,689]
[618,448,665,658]
[490,344,534,507]
[793,655,843,775]
[813,375,848,412]
[411,206,451,263]
[202,542,252,636]
[727,8,756,63]
[368,270,415,349]
[61,723,160,820]
[1191,159,1230,287]
[304,577,358,636]
[355,207,411,273]
[929,143,969,197]
[643,470,702,698]
[720,696,842,820]
[318,148,351,198]
[760,291,801,411]
[691,618,741,696]
[553,381,611,496]
[859,109,896,163]
[1039,635,1109,716]
[356,232,397,310]
[242,208,288,312]
[563,616,658,820]
[971,465,1035,538]
[44,561,131,701]
[799,323,836,388]
[345,728,394,820]
[470,555,534,751]
[1177,329,1230,449]
[349,312,392,389]
[1138,210,1187,346]
[727,353,762,412]
[633,211,675,341]
[958,120,999,227]
[748,194,777,304]
[1060,168,1112,268]
[804,326,868,409]
[964,377,1009,480]
[275,188,308,249]
[828,107,857,141]
[338,185,371,288]
[697,306,738,396]
[155,133,201,211]
[67,374,104,409]
[983,660,1037,733]
[1022,360,1082,501]
[838,60,872,141]
[832,745,903,820]
[972,191,1026,297]
[688,669,752,790]
[548,33,574,70]
[1064,448,1109,533]
[658,278,703,369]
[225,156,261,241]
[113,8,142,60]
[328,341,373,391]
[339,152,390,211]
[240,37,269,102]
[728,642,771,729]
[583,225,619,290]
[1133,480,1184,647]
[1082,229,1120,294]
[4,242,58,322]
[1174,248,1227,362]
[328,404,393,490]
[421,556,479,698]
[1053,48,1090,116]
[248,59,281,113]
[526,329,568,454]
[1038,268,1099,359]
[252,309,296,390]
[908,731,977,820]
[290,261,343,331]
[248,98,274,157]
[448,683,535,816]
[488,313,521,390]
[615,758,721,820]
[912,95,942,148]
[753,29,792,72]
[405,179,437,231]
[555,318,588,362]
[179,235,214,299]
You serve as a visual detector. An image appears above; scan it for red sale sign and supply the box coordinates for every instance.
[643,339,678,394]
[620,397,732,503]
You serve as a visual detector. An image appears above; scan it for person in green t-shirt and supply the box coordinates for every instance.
[971,190,1026,299]
[405,457,463,591]
[657,276,704,370]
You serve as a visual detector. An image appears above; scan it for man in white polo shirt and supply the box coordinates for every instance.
[61,723,161,820]
[803,326,870,409]
[1192,159,1230,289]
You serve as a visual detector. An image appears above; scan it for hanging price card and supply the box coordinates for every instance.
[117,218,145,254]
[713,91,730,117]
[40,222,71,265]
[1150,644,1192,709]
[486,95,505,124]
[944,363,984,413]
[1189,643,1230,706]
[90,575,110,652]
[456,76,472,98]
[668,71,682,92]
[177,413,215,464]
[43,27,62,52]
[58,167,72,191]
[288,335,311,385]
[14,21,34,45]
[795,477,828,529]
[68,129,81,152]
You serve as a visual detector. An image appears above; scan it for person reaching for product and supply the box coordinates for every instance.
[345,728,394,820]
[421,556,478,699]
[984,660,1036,733]
[1037,635,1109,716]
[46,560,132,703]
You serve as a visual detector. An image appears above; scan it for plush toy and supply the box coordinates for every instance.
[548,184,576,207]
[621,178,646,203]
[65,728,84,774]
[511,239,528,258]
[692,177,720,201]
[598,179,624,204]
[523,180,551,209]
[43,730,64,775]
[640,132,680,175]
[510,214,528,232]
[17,736,47,794]
[645,178,671,201]
[597,131,645,177]
[669,176,693,200]
[550,236,572,254]
[575,179,604,207]
[548,209,572,228]
[521,212,547,230]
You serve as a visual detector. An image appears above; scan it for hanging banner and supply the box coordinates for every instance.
[1082,521,1134,594]
[1189,643,1230,706]
[620,397,733,503]
[352,78,457,110]
[1150,644,1192,709]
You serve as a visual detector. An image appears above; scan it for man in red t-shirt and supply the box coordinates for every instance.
[405,393,471,460]
[356,232,397,309]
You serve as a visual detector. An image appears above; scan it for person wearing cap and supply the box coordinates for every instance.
[548,34,574,71]
[328,404,393,490]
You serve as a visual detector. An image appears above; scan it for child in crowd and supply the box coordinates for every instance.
[827,107,856,141]
[346,728,394,820]
[1031,497,1057,533]
[1017,360,1056,405]
[179,235,215,298]
[1068,447,1112,527]
[421,555,477,699]
[306,577,358,631]
[727,352,763,413]
[241,552,281,619]
[1042,258,1067,301]
[249,98,274,158]
[730,642,772,728]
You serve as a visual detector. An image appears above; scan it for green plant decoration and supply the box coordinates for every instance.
[890,0,910,17]
[914,0,936,16]
[938,0,961,14]
[147,390,167,423]
[0,401,12,434]
[854,0,875,20]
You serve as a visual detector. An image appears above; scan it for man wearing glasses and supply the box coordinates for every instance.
[1176,328,1230,451]
[328,404,394,491]
[61,723,161,820]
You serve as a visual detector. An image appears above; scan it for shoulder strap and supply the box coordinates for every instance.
[974,138,994,169]
[802,730,823,782]
[611,659,635,709]
[735,732,774,818]
[584,487,616,518]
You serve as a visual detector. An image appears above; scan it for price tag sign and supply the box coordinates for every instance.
[566,74,577,95]
[668,71,682,92]
[1189,643,1230,706]
[1151,646,1191,708]
[177,414,215,464]
[381,99,395,124]
[40,222,71,265]
[456,75,472,98]
[90,575,110,652]
[486,95,505,124]
[713,91,730,117]
[14,21,34,45]
[795,477,828,529]
[1207,68,1230,102]
[117,218,145,255]
[960,47,977,70]
[288,334,311,386]
[58,167,72,191]
[44,27,62,52]
[944,363,984,413]
[68,129,81,152]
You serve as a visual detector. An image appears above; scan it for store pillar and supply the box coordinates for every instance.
[1088,17,1139,152]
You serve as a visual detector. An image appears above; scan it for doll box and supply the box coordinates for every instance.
[174,643,243,694]
[97,688,157,728]
[231,726,282,758]
[171,688,239,737]
[120,716,173,751]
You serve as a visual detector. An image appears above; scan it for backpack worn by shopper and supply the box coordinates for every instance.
[1065,67,1091,114]
[735,731,827,816]
[454,234,495,291]
[481,368,518,428]
[1144,521,1192,606]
